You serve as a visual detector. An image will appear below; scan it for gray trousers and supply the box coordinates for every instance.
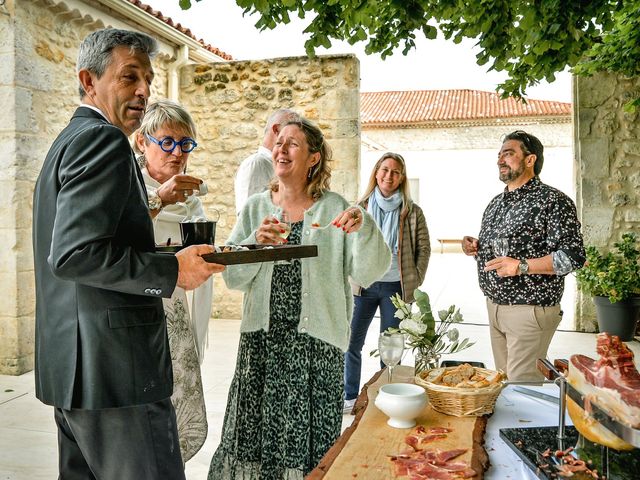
[55,397,185,480]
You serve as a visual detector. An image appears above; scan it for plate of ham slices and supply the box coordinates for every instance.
[389,425,477,479]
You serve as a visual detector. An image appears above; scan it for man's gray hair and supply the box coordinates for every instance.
[264,109,300,134]
[76,28,158,99]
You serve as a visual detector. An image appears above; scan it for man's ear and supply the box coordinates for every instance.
[527,154,537,169]
[78,69,95,99]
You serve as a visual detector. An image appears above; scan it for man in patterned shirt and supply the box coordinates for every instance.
[462,130,585,381]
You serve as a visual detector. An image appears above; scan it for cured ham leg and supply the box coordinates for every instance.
[567,332,640,450]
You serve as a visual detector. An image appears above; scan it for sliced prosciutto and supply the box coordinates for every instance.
[405,426,453,450]
[390,426,477,478]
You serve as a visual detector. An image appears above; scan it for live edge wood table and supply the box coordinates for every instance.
[307,365,490,479]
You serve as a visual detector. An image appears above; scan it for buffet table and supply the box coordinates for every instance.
[308,365,568,479]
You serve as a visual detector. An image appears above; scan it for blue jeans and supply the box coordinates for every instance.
[344,281,402,400]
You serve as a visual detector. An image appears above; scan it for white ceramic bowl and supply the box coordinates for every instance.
[374,383,428,429]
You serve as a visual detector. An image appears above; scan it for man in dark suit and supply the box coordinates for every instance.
[32,29,224,479]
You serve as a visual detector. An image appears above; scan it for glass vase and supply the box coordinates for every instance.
[414,350,440,376]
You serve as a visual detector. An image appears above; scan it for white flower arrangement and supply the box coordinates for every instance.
[389,288,474,359]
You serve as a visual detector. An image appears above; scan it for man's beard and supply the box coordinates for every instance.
[499,161,525,183]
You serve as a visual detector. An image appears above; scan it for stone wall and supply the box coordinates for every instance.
[574,72,640,331]
[178,55,361,319]
[0,0,97,374]
[0,0,21,374]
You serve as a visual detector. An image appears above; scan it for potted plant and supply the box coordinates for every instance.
[576,232,640,341]
[388,288,474,374]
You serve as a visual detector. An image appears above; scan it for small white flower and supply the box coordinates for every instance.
[400,318,428,335]
[447,328,459,341]
[394,309,406,320]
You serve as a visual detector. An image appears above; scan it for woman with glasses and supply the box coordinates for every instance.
[133,99,211,464]
[343,152,431,414]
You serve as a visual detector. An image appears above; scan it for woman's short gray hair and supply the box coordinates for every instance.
[132,99,197,156]
[76,28,157,99]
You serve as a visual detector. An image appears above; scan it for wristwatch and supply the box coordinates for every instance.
[148,188,162,210]
[518,258,529,275]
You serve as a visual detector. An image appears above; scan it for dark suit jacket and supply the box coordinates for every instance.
[32,107,179,409]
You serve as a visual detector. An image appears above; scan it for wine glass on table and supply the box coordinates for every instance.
[491,237,509,257]
[378,332,405,383]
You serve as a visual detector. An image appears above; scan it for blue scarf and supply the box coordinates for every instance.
[367,187,402,254]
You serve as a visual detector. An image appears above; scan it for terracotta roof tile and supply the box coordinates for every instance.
[361,89,571,127]
[126,0,233,60]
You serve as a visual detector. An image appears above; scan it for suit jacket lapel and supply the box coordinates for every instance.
[74,106,149,202]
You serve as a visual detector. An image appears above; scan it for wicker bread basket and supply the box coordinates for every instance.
[415,366,506,417]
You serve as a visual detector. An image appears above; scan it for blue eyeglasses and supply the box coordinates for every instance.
[146,134,198,153]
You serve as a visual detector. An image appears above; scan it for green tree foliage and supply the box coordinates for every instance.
[179,1,638,104]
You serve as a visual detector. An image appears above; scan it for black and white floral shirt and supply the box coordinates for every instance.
[476,177,585,306]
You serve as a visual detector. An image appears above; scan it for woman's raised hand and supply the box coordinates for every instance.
[331,207,362,234]
[156,174,203,206]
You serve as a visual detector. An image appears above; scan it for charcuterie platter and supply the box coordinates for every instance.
[309,365,490,479]
[156,244,318,265]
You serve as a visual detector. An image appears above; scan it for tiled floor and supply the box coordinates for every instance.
[1,253,636,479]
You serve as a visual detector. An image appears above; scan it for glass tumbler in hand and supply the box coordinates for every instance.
[378,332,405,383]
[272,210,292,265]
[272,210,291,241]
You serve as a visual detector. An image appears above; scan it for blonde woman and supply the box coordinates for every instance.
[344,152,431,413]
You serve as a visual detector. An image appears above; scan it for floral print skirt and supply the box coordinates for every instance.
[164,293,208,463]
[208,222,343,479]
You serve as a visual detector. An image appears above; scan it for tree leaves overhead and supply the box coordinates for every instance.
[179,0,630,100]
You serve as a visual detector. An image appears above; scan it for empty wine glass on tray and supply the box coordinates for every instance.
[378,332,405,383]
[491,237,509,257]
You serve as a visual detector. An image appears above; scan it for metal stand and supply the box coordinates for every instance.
[555,375,567,442]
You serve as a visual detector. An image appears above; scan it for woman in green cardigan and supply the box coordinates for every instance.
[208,117,390,479]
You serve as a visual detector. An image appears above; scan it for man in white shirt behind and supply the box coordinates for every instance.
[234,109,300,214]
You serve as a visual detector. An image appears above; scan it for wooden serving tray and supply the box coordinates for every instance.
[308,365,490,479]
[156,244,318,265]
[201,244,317,265]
